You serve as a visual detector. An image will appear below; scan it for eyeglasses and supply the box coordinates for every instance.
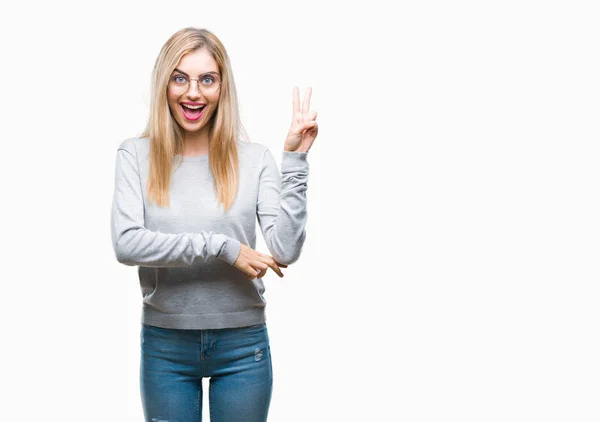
[168,73,221,96]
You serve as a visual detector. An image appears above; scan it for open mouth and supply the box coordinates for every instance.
[180,104,206,121]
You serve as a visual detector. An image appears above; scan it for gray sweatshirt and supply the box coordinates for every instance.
[110,137,309,330]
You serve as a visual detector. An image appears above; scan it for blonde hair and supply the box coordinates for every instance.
[137,27,249,211]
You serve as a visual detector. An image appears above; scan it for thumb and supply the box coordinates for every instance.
[302,121,317,130]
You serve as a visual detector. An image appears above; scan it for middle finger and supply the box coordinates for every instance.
[267,261,284,277]
[257,254,282,276]
[302,87,312,115]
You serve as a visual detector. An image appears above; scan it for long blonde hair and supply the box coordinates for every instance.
[138,27,249,211]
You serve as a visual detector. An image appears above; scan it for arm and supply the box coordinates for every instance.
[110,148,241,267]
[256,148,309,265]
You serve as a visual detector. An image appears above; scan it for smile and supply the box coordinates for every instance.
[180,104,206,121]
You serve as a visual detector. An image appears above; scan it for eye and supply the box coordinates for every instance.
[173,75,187,84]
[201,76,215,85]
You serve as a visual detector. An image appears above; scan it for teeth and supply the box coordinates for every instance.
[182,104,204,109]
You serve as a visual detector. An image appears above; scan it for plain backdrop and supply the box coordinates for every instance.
[0,1,598,421]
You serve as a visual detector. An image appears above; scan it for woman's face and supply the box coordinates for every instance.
[167,48,221,136]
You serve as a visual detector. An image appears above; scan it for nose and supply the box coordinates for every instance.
[186,79,203,99]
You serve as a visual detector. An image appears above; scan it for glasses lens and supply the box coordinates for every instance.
[199,75,220,95]
[168,76,188,95]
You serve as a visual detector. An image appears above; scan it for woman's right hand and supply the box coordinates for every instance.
[233,243,288,280]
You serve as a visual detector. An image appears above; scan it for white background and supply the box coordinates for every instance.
[1,1,598,421]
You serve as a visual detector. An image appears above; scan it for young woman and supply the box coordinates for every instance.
[110,27,318,421]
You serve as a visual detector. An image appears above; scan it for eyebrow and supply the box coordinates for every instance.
[173,68,220,77]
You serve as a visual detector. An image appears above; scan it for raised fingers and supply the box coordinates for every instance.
[293,86,313,117]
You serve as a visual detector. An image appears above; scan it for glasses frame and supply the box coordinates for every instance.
[167,74,222,96]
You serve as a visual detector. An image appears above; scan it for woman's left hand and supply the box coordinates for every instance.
[284,86,318,153]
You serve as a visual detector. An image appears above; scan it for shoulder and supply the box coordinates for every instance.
[116,137,150,159]
[236,140,271,161]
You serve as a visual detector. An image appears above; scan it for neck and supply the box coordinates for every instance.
[183,127,210,155]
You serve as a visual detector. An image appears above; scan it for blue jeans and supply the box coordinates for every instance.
[140,322,273,422]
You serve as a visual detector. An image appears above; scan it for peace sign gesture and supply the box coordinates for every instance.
[284,86,319,153]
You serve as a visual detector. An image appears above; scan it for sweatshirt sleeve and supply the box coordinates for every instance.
[110,148,241,268]
[256,148,309,265]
